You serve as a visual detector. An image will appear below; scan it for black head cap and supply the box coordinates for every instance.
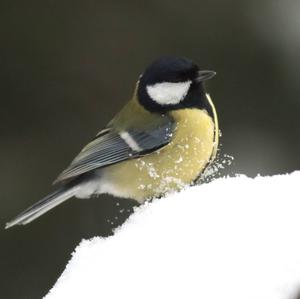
[137,56,215,113]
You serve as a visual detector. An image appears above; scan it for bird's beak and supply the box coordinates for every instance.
[196,70,216,82]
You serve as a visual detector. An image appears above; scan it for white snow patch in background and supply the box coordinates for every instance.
[45,172,300,299]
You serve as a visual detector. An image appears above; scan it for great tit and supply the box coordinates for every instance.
[6,56,218,229]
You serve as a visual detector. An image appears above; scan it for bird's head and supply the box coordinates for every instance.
[137,56,216,113]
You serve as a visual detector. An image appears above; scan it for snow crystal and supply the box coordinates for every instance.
[45,172,300,299]
[200,152,234,182]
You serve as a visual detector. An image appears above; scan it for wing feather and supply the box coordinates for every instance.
[54,120,174,184]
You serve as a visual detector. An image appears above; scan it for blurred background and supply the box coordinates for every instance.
[1,0,299,297]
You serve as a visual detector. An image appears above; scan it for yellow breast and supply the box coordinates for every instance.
[104,106,218,202]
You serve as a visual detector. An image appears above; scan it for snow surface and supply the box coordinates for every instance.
[45,172,300,299]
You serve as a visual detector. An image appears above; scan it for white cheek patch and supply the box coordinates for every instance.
[146,81,192,105]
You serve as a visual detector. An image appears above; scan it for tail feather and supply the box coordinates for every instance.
[5,186,78,229]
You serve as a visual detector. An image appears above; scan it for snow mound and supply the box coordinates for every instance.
[45,172,300,299]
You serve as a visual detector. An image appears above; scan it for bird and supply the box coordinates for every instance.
[6,56,219,229]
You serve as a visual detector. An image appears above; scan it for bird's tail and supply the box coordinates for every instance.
[5,186,79,229]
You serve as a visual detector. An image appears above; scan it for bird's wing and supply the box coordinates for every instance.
[54,117,174,184]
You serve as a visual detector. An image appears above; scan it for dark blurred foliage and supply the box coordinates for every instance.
[0,0,299,298]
